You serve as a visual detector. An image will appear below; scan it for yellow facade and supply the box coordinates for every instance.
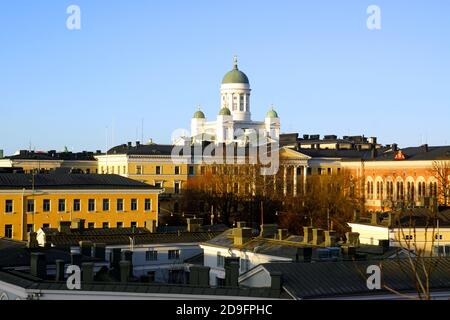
[0,158,98,174]
[0,189,159,241]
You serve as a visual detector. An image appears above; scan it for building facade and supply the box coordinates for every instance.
[0,173,162,241]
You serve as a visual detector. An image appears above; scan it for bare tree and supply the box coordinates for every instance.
[431,160,450,207]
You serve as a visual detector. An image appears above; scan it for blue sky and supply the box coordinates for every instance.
[0,0,449,155]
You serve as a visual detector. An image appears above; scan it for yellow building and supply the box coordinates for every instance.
[349,210,450,255]
[96,142,194,213]
[0,150,99,174]
[0,173,162,241]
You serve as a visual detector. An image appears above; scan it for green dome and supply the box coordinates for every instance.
[219,107,231,116]
[193,110,205,119]
[221,56,249,84]
[266,106,279,118]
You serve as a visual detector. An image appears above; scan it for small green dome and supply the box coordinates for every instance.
[193,110,205,119]
[222,56,249,84]
[219,107,231,116]
[266,106,279,118]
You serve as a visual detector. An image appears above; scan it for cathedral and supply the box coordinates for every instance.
[187,57,281,146]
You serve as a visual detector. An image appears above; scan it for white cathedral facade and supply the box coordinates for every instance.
[184,57,281,147]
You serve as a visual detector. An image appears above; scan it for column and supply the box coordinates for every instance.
[293,166,298,197]
[303,165,308,195]
[283,166,287,196]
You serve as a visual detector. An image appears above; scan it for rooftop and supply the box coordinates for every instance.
[0,173,160,190]
[254,258,450,299]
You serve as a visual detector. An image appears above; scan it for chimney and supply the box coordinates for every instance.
[303,227,313,244]
[58,221,71,234]
[72,219,85,231]
[312,228,325,246]
[260,224,278,238]
[345,232,360,246]
[82,262,94,283]
[277,229,288,241]
[71,253,82,267]
[93,243,106,260]
[30,253,47,279]
[341,245,356,259]
[127,142,132,148]
[324,230,337,247]
[79,241,93,257]
[189,266,210,286]
[119,260,131,283]
[122,250,134,277]
[111,248,122,269]
[55,260,65,282]
[392,143,398,152]
[371,212,380,225]
[270,271,283,292]
[136,141,141,148]
[236,221,247,228]
[187,218,203,232]
[145,220,157,233]
[27,232,39,249]
[295,247,312,262]
[421,144,429,153]
[224,257,240,288]
[378,239,390,253]
[233,227,252,246]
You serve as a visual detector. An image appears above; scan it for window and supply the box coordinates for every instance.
[88,222,95,229]
[200,166,205,175]
[136,165,143,175]
[88,199,95,212]
[156,166,161,175]
[116,222,123,228]
[117,166,121,175]
[239,94,244,111]
[327,168,332,175]
[117,199,124,212]
[131,222,137,228]
[144,199,152,211]
[43,199,51,212]
[217,252,225,267]
[404,235,414,240]
[27,224,34,234]
[131,199,138,211]
[174,181,181,194]
[155,182,162,189]
[436,234,444,240]
[168,250,180,260]
[146,250,158,261]
[5,200,13,213]
[102,222,109,229]
[307,167,312,175]
[73,199,81,212]
[42,224,50,229]
[4,225,13,238]
[433,245,450,257]
[175,166,180,175]
[123,166,127,174]
[27,199,35,213]
[103,199,110,211]
[188,165,194,175]
[58,199,66,212]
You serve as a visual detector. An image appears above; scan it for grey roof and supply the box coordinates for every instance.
[108,144,176,156]
[5,150,99,161]
[356,208,450,228]
[259,258,450,299]
[42,227,228,248]
[0,239,97,268]
[0,270,284,299]
[0,173,160,190]
[371,145,450,161]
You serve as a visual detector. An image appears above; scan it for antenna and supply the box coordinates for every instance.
[141,118,144,144]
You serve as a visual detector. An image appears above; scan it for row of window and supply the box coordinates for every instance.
[367,181,439,200]
[3,198,152,214]
[3,221,141,238]
[144,249,180,261]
